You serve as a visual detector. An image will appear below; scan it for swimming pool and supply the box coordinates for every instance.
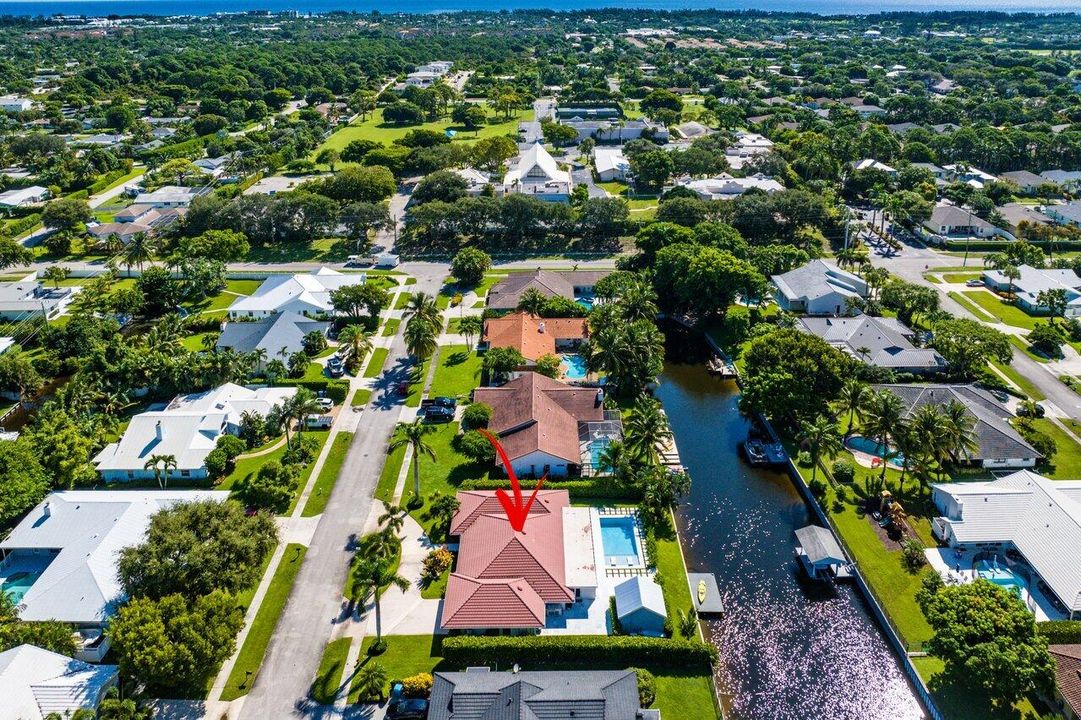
[575,295,595,310]
[562,353,588,379]
[2,571,40,605]
[588,438,612,470]
[599,515,641,564]
[975,560,1027,597]
[846,435,905,467]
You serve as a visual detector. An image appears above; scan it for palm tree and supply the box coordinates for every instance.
[144,453,177,490]
[201,332,220,352]
[597,438,631,482]
[835,379,869,438]
[337,325,372,370]
[517,288,548,316]
[388,420,437,499]
[860,390,907,481]
[620,279,658,323]
[282,388,323,446]
[122,233,152,273]
[403,315,438,363]
[624,395,672,465]
[403,292,441,330]
[352,662,388,702]
[378,501,406,535]
[351,556,409,645]
[459,315,484,351]
[941,399,979,472]
[796,415,842,483]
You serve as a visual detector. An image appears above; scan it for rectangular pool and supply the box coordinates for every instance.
[599,515,640,564]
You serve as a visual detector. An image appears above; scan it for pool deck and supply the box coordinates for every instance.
[924,546,1066,621]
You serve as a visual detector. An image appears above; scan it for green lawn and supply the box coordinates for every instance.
[311,637,352,705]
[428,345,482,401]
[374,442,408,503]
[364,348,389,378]
[317,105,531,158]
[988,359,1045,400]
[402,422,488,532]
[420,567,450,599]
[475,273,508,299]
[353,635,717,718]
[947,291,1001,323]
[961,290,1040,330]
[404,362,429,408]
[220,431,331,516]
[940,272,982,283]
[653,517,696,639]
[912,655,1042,720]
[220,544,308,701]
[301,432,354,517]
[382,318,400,337]
[351,388,373,407]
[1027,418,1081,479]
[394,293,412,310]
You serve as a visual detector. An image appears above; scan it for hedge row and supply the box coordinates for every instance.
[6,213,41,237]
[440,635,718,667]
[87,168,131,195]
[275,378,349,404]
[1037,620,1081,645]
[145,135,207,163]
[459,478,643,501]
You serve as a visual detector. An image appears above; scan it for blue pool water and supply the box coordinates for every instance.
[588,438,612,470]
[562,353,588,380]
[575,296,595,311]
[2,572,39,605]
[975,561,1027,597]
[846,436,905,468]
[599,516,640,562]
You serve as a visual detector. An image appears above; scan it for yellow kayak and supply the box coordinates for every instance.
[697,580,707,605]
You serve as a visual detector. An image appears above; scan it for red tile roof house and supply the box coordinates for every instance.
[482,312,589,363]
[440,489,599,633]
[472,372,617,479]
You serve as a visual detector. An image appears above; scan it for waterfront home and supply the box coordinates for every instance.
[482,312,588,362]
[227,267,366,319]
[0,272,80,321]
[0,491,229,660]
[930,470,1081,620]
[92,383,296,481]
[429,669,648,720]
[771,260,868,316]
[216,311,330,370]
[503,143,573,202]
[0,644,118,719]
[472,372,619,478]
[486,269,609,311]
[981,264,1081,317]
[873,384,1040,469]
[613,576,667,636]
[0,185,49,208]
[795,316,947,373]
[441,489,595,632]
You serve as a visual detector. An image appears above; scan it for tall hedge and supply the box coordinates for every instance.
[440,635,718,667]
[1036,620,1081,645]
[459,478,643,501]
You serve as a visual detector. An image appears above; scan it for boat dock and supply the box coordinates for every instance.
[687,573,724,614]
[656,409,684,471]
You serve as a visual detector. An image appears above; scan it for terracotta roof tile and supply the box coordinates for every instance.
[441,574,546,629]
[483,313,587,361]
[1051,644,1081,716]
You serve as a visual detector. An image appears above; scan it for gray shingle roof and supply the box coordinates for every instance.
[872,384,1040,462]
[486,270,610,311]
[796,316,947,370]
[216,311,329,356]
[429,669,640,720]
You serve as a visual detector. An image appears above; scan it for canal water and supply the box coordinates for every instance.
[655,357,925,720]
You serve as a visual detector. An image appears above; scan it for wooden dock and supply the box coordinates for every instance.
[687,573,724,614]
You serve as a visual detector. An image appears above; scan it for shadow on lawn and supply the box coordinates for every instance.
[926,668,1051,720]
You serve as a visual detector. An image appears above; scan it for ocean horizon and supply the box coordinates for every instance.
[2,0,1080,17]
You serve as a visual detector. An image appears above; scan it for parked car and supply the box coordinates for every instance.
[987,388,1010,402]
[1017,402,1045,418]
[316,397,334,411]
[429,396,457,409]
[387,699,428,720]
[965,278,984,287]
[305,414,333,429]
[326,356,345,378]
[424,405,455,423]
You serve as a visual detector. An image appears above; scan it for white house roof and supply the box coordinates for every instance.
[0,185,48,207]
[93,383,296,473]
[771,259,866,304]
[0,491,228,624]
[795,525,846,567]
[0,644,118,720]
[851,158,896,174]
[614,575,666,620]
[503,143,571,187]
[983,265,1081,307]
[132,185,201,206]
[227,268,366,316]
[682,173,784,200]
[933,471,1081,612]
[592,147,629,176]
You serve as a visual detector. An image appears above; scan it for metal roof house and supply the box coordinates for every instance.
[981,264,1081,318]
[0,491,228,661]
[0,644,118,720]
[429,668,652,720]
[771,260,868,316]
[503,143,573,202]
[614,576,667,636]
[873,384,1040,469]
[931,471,1081,619]
[227,267,367,319]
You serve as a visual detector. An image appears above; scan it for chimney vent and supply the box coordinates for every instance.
[538,322,546,334]
[155,421,163,440]
[42,502,50,519]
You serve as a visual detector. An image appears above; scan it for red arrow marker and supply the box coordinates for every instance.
[479,429,546,533]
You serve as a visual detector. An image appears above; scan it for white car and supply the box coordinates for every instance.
[316,397,334,411]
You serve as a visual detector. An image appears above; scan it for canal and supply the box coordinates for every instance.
[655,358,925,720]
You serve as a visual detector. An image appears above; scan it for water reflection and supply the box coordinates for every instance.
[656,361,924,720]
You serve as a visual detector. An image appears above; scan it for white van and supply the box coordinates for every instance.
[372,252,400,268]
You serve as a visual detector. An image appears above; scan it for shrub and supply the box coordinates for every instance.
[609,596,624,635]
[456,429,495,464]
[1028,322,1066,357]
[1036,620,1081,645]
[204,448,229,480]
[422,547,453,581]
[460,478,643,501]
[461,402,492,431]
[282,434,319,466]
[807,478,827,500]
[831,460,855,484]
[441,636,719,668]
[633,668,656,707]
[368,638,388,656]
[400,672,433,698]
[216,434,246,460]
[451,247,492,287]
[240,460,298,513]
[901,538,926,572]
[797,450,812,467]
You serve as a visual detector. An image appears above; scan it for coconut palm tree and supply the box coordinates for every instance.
[350,556,409,645]
[517,287,548,316]
[458,315,484,351]
[620,279,659,323]
[337,325,372,371]
[835,379,870,438]
[941,399,979,471]
[122,233,152,273]
[388,420,437,499]
[906,403,947,489]
[351,662,388,702]
[796,415,842,483]
[378,501,406,535]
[144,453,177,490]
[403,315,438,363]
[279,388,322,447]
[624,395,672,465]
[860,389,907,481]
[402,292,441,330]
